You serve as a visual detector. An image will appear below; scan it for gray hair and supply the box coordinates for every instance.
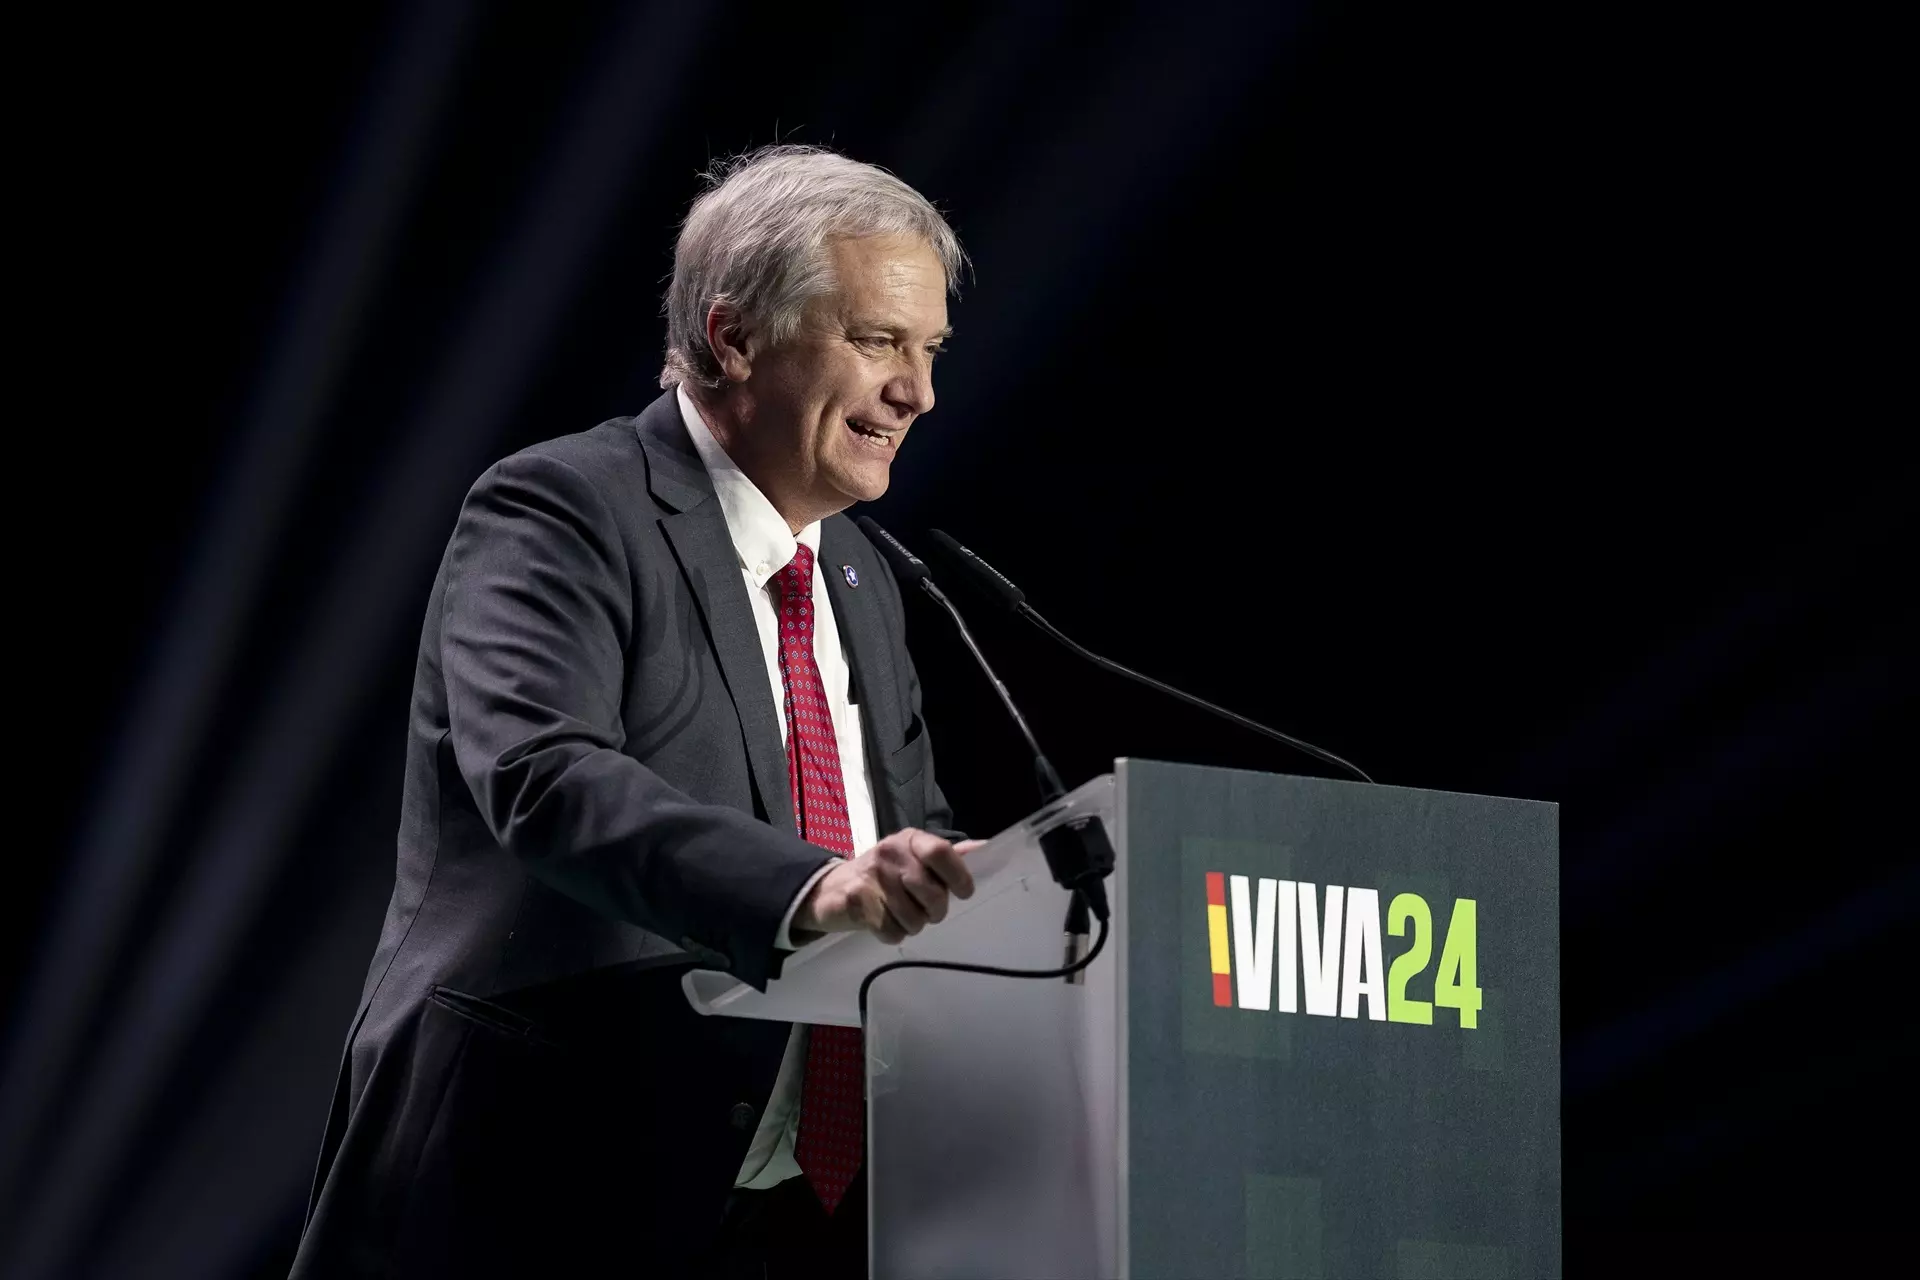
[659,145,967,390]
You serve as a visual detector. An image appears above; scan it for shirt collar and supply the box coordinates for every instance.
[676,384,820,588]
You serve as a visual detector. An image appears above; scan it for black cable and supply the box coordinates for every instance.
[856,897,1112,1028]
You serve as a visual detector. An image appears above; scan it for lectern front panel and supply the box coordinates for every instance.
[1119,760,1560,1279]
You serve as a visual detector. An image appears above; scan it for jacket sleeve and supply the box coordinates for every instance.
[441,451,831,989]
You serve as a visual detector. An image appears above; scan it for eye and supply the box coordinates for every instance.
[854,335,891,350]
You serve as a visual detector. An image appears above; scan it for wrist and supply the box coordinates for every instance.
[792,874,828,934]
[779,860,839,947]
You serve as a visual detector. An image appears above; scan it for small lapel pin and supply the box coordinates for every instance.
[843,564,860,587]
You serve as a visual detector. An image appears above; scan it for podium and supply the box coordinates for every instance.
[685,759,1561,1279]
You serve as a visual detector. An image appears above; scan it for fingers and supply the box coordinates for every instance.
[834,828,984,944]
[849,872,910,943]
[894,862,948,925]
[876,903,909,946]
[915,835,976,901]
[892,830,971,924]
[893,828,974,900]
[880,874,931,933]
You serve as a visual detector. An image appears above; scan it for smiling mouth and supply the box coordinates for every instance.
[846,418,900,450]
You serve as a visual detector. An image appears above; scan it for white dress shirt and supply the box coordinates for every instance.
[675,386,880,1191]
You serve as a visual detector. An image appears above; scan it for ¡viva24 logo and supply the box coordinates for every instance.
[1203,872,1482,1028]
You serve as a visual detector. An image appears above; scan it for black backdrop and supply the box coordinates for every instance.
[9,1,1911,1276]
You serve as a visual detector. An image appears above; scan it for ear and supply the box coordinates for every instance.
[704,302,754,383]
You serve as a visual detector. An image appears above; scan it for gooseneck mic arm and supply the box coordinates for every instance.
[851,516,1116,1009]
[925,529,1375,785]
[854,517,1066,802]
[855,516,1111,929]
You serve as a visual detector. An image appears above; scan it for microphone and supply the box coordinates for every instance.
[857,516,1063,801]
[925,529,1374,785]
[856,515,1112,927]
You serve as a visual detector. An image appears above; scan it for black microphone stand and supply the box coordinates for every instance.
[855,516,1114,983]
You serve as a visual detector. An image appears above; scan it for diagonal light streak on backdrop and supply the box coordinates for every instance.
[86,853,395,1280]
[0,0,473,1224]
[885,0,1076,199]
[1,3,714,1274]
[1493,501,1908,810]
[1565,863,1918,1093]
[1578,1034,1900,1210]
[1564,642,1895,902]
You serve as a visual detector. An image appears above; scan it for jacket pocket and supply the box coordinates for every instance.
[427,984,561,1050]
[884,715,929,789]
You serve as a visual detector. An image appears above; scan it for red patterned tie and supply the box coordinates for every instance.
[770,543,865,1214]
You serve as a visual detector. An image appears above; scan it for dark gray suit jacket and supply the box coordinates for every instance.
[290,389,959,1277]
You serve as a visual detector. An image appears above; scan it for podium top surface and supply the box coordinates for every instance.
[1113,756,1558,814]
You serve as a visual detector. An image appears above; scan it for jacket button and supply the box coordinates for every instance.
[729,1102,758,1132]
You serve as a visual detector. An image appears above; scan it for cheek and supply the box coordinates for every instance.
[814,382,864,433]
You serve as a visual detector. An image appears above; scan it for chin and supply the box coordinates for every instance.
[848,475,890,504]
[829,464,892,506]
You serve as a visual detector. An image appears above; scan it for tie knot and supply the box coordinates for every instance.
[771,543,814,606]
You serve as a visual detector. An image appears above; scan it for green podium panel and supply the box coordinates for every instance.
[1121,759,1560,1279]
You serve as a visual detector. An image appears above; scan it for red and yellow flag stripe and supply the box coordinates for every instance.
[1206,871,1232,1006]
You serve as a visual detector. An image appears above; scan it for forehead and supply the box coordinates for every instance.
[822,234,948,329]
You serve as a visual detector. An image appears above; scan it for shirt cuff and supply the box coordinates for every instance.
[774,861,840,951]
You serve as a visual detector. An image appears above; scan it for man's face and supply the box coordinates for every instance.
[735,234,948,522]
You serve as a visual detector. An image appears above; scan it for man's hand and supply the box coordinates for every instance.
[793,828,983,945]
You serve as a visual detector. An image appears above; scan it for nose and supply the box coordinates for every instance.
[884,351,936,419]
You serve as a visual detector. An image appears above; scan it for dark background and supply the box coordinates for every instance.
[7,1,1910,1276]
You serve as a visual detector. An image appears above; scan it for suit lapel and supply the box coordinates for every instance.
[637,392,797,837]
[821,517,904,828]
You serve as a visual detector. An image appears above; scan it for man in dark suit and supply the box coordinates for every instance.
[291,145,976,1278]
